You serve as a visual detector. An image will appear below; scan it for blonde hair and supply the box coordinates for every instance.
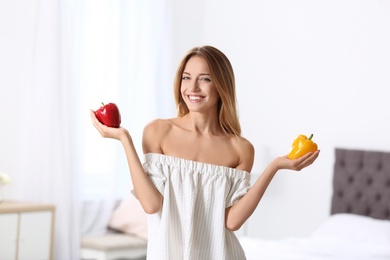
[173,46,241,136]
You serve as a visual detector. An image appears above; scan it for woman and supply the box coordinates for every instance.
[90,45,320,259]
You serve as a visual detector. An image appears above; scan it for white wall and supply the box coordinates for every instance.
[172,0,390,239]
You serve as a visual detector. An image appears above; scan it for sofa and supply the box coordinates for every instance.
[80,195,148,260]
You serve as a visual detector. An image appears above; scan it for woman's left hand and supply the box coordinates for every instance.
[273,150,320,172]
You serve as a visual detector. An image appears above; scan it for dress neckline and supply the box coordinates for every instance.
[144,152,250,175]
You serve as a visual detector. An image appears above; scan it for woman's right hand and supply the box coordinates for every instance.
[90,110,129,141]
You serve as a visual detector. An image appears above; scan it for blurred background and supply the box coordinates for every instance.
[1,0,389,259]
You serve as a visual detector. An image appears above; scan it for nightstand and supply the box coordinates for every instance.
[0,200,55,260]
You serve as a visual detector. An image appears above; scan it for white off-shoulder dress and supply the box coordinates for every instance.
[140,153,251,260]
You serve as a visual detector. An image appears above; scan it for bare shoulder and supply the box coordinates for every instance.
[144,118,172,133]
[231,135,255,173]
[142,118,174,154]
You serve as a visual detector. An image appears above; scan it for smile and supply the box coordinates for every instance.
[188,95,205,101]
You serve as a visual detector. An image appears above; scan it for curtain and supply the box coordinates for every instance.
[76,0,174,201]
[0,1,80,259]
[0,0,173,259]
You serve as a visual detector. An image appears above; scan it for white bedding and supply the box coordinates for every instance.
[239,214,390,260]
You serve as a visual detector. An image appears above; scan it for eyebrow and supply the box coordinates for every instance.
[182,72,211,76]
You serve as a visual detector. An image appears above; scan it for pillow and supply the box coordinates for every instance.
[311,213,390,245]
[108,194,148,241]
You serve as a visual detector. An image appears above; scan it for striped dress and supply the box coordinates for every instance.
[142,153,251,260]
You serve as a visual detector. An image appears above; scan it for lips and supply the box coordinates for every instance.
[188,95,205,102]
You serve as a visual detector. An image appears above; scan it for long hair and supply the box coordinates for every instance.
[173,46,241,136]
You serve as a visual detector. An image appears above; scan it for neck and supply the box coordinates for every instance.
[183,111,221,135]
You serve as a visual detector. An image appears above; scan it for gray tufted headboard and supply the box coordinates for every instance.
[331,148,390,220]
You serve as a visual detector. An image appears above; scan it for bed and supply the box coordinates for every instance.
[239,148,390,260]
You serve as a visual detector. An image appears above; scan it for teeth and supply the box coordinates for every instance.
[189,96,203,100]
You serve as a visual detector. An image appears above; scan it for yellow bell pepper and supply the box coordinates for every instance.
[288,134,318,159]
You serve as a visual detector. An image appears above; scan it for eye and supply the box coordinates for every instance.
[182,75,190,80]
[200,77,211,82]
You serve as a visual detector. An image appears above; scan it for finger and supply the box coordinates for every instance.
[90,110,96,123]
[90,109,98,123]
[90,110,106,135]
[292,151,313,165]
[307,150,320,161]
[289,150,319,170]
[299,150,320,167]
[90,111,100,129]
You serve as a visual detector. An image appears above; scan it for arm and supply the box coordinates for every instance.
[225,148,320,231]
[90,110,163,214]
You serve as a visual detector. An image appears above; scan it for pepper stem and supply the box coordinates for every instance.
[101,102,105,106]
[308,134,313,140]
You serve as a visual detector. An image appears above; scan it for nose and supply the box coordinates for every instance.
[189,79,200,91]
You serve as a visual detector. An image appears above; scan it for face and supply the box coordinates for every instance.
[181,56,220,114]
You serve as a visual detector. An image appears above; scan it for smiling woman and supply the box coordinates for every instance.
[90,45,319,260]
